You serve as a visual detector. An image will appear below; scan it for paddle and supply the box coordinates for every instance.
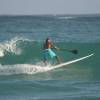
[60,49,78,54]
[53,46,78,54]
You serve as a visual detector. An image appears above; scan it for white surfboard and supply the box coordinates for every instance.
[49,53,94,71]
[26,53,94,74]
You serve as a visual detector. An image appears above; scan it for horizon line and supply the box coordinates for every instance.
[0,13,100,16]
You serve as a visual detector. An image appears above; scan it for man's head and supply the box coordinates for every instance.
[46,38,51,43]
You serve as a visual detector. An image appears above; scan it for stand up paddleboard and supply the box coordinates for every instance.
[25,53,94,74]
[49,53,94,70]
[30,53,94,73]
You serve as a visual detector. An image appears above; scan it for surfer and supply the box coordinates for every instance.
[43,38,60,65]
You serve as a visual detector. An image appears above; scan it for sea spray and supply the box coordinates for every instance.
[0,36,36,56]
[0,64,51,75]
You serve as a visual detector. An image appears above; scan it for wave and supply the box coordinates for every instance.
[0,37,99,72]
[0,63,53,75]
[0,37,28,57]
[57,16,75,20]
[0,37,40,65]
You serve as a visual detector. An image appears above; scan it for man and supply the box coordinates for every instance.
[43,38,60,65]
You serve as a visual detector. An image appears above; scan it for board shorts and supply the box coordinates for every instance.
[44,49,56,60]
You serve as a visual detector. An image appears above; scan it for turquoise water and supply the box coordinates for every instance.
[0,15,100,100]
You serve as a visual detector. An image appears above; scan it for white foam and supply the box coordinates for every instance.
[58,16,74,19]
[0,37,34,57]
[0,45,5,57]
[0,64,51,75]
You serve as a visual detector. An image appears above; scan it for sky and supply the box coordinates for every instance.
[0,0,100,15]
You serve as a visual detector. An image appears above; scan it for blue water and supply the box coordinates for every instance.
[0,15,100,100]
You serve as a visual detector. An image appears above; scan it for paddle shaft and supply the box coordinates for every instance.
[60,48,78,54]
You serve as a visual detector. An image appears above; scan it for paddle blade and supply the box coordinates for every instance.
[70,50,78,54]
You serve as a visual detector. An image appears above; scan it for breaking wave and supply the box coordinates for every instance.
[0,63,52,75]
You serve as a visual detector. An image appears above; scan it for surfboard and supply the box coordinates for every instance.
[49,53,94,70]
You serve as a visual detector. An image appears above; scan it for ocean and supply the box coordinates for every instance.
[0,15,100,100]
